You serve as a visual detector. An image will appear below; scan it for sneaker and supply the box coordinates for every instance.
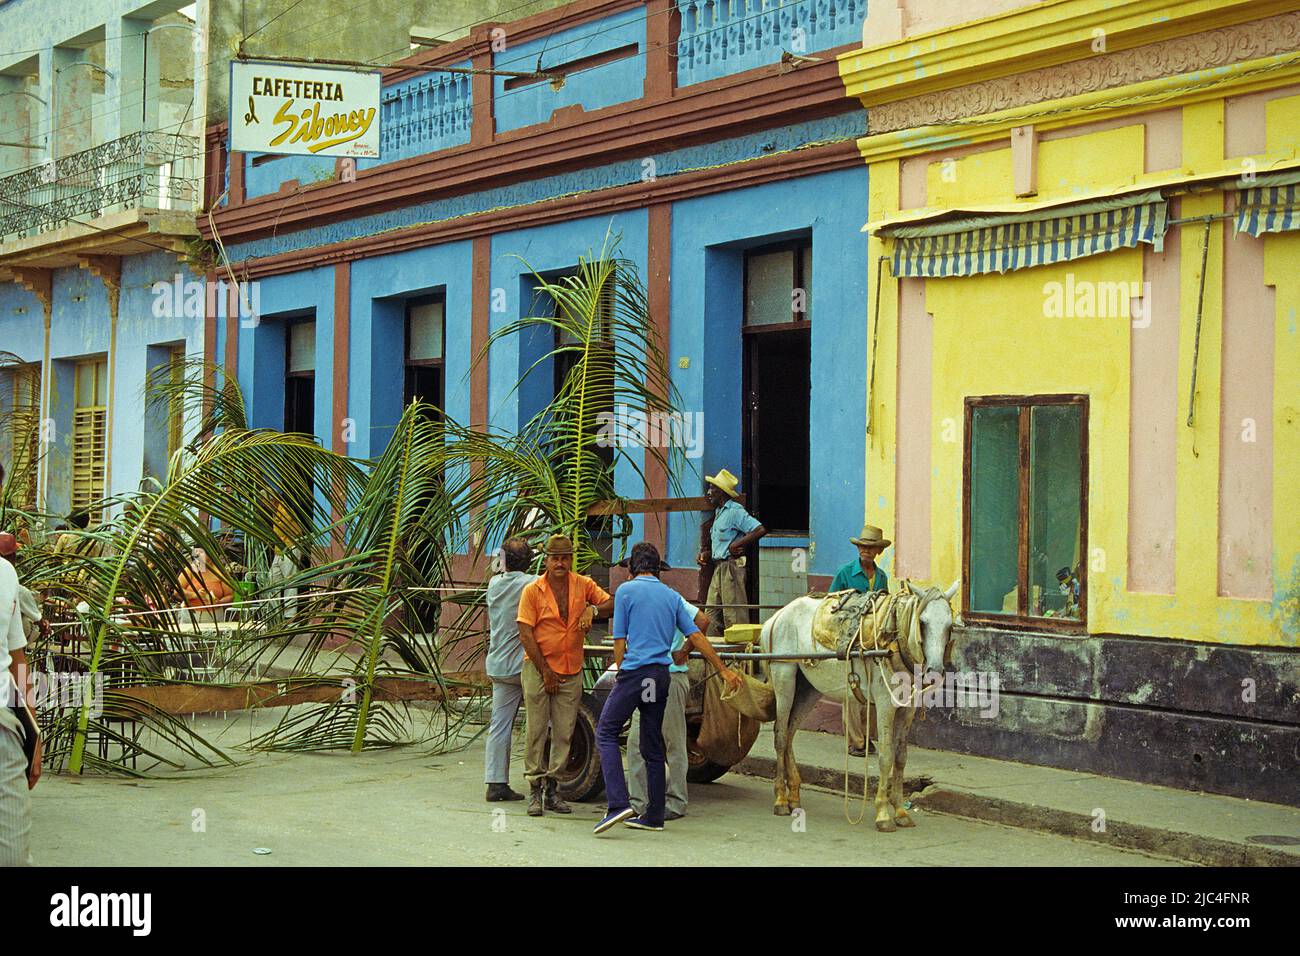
[848,746,866,758]
[486,784,525,802]
[593,807,636,834]
[623,816,664,831]
[663,810,685,821]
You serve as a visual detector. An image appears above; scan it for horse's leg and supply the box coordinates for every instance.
[770,662,799,815]
[890,706,916,827]
[782,675,822,813]
[871,670,898,832]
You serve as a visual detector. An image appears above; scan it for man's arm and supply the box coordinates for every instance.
[517,622,559,694]
[684,631,741,691]
[7,647,39,789]
[612,637,626,669]
[727,525,767,557]
[578,588,615,633]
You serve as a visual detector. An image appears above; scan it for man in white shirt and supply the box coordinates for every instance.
[482,537,534,802]
[0,465,39,865]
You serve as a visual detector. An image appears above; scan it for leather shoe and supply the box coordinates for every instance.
[486,783,524,802]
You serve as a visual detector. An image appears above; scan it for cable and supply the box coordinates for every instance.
[240,0,310,46]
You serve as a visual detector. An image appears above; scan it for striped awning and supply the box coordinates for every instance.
[1234,170,1300,237]
[886,191,1168,279]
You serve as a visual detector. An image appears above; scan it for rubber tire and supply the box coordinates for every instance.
[553,693,605,803]
[685,719,732,784]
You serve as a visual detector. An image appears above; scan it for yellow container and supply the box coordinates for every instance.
[723,623,763,645]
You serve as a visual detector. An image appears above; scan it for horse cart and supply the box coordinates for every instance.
[549,626,766,803]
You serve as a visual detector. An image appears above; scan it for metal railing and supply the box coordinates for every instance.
[675,0,866,87]
[0,131,200,241]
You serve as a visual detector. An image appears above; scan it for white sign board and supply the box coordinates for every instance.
[230,60,381,158]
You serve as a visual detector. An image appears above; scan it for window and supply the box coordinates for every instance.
[72,358,108,526]
[284,320,316,435]
[743,238,811,534]
[404,296,445,421]
[8,363,41,510]
[963,395,1088,629]
[166,347,185,461]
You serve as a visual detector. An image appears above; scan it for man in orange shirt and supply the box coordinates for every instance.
[516,534,613,817]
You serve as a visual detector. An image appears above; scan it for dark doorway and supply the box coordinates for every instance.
[404,295,444,422]
[284,320,316,435]
[742,239,811,535]
[284,319,317,531]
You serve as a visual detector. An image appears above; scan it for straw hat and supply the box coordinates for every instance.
[704,468,740,499]
[850,524,891,549]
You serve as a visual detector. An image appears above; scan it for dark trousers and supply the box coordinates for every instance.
[596,663,669,824]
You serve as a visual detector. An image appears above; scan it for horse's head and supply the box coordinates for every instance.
[902,579,959,674]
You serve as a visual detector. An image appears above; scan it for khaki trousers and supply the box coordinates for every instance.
[706,557,749,637]
[521,660,583,788]
[846,696,869,751]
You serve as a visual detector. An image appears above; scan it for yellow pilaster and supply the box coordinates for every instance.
[1172,100,1225,605]
[865,159,900,571]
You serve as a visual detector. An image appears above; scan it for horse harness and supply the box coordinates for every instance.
[837,586,945,710]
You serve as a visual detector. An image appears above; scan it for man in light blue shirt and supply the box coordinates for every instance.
[594,542,740,834]
[482,537,534,802]
[696,468,766,636]
[627,582,709,821]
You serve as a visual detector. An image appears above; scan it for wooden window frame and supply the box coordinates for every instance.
[404,294,446,374]
[71,357,108,526]
[961,393,1089,634]
[9,362,42,511]
[741,238,812,335]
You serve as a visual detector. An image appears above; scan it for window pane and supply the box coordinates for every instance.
[408,300,444,362]
[76,362,93,407]
[969,405,1020,614]
[94,359,107,405]
[745,249,794,326]
[288,321,316,373]
[1029,404,1083,619]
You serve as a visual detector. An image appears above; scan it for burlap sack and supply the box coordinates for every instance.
[697,675,760,767]
[719,670,776,722]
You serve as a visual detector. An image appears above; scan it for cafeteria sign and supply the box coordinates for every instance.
[230,60,381,158]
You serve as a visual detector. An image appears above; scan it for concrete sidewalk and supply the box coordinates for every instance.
[736,729,1300,867]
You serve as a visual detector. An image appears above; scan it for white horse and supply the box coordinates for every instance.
[760,580,959,831]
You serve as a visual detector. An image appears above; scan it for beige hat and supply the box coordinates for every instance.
[704,469,740,499]
[850,524,891,549]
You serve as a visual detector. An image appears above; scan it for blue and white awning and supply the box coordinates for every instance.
[1234,170,1300,237]
[884,191,1168,279]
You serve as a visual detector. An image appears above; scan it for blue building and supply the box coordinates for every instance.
[0,0,206,522]
[201,0,873,601]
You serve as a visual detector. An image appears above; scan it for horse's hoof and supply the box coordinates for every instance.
[894,811,916,828]
[875,817,897,832]
[773,804,792,816]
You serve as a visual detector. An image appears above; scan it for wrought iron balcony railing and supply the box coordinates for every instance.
[676,0,866,87]
[0,131,200,243]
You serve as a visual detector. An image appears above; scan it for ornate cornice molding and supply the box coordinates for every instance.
[869,13,1300,133]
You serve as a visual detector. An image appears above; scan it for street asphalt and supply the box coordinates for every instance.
[31,711,1183,867]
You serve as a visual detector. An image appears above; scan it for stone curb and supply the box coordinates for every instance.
[735,756,1298,867]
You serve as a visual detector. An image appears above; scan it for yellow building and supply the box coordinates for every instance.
[840,0,1299,804]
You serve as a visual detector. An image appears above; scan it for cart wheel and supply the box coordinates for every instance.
[685,720,732,784]
[553,693,605,803]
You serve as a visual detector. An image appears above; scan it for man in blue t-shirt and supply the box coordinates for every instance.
[594,542,741,835]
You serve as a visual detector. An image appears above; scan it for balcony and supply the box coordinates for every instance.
[372,66,473,166]
[0,131,201,255]
[676,0,866,87]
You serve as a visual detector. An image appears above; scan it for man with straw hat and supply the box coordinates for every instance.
[831,524,892,756]
[516,534,613,817]
[696,468,766,637]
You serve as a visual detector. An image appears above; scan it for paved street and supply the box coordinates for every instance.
[32,713,1181,867]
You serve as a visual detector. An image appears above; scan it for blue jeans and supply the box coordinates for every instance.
[596,663,669,825]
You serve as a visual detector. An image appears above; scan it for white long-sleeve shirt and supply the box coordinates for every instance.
[0,560,27,709]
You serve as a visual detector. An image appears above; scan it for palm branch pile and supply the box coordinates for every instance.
[0,236,690,775]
